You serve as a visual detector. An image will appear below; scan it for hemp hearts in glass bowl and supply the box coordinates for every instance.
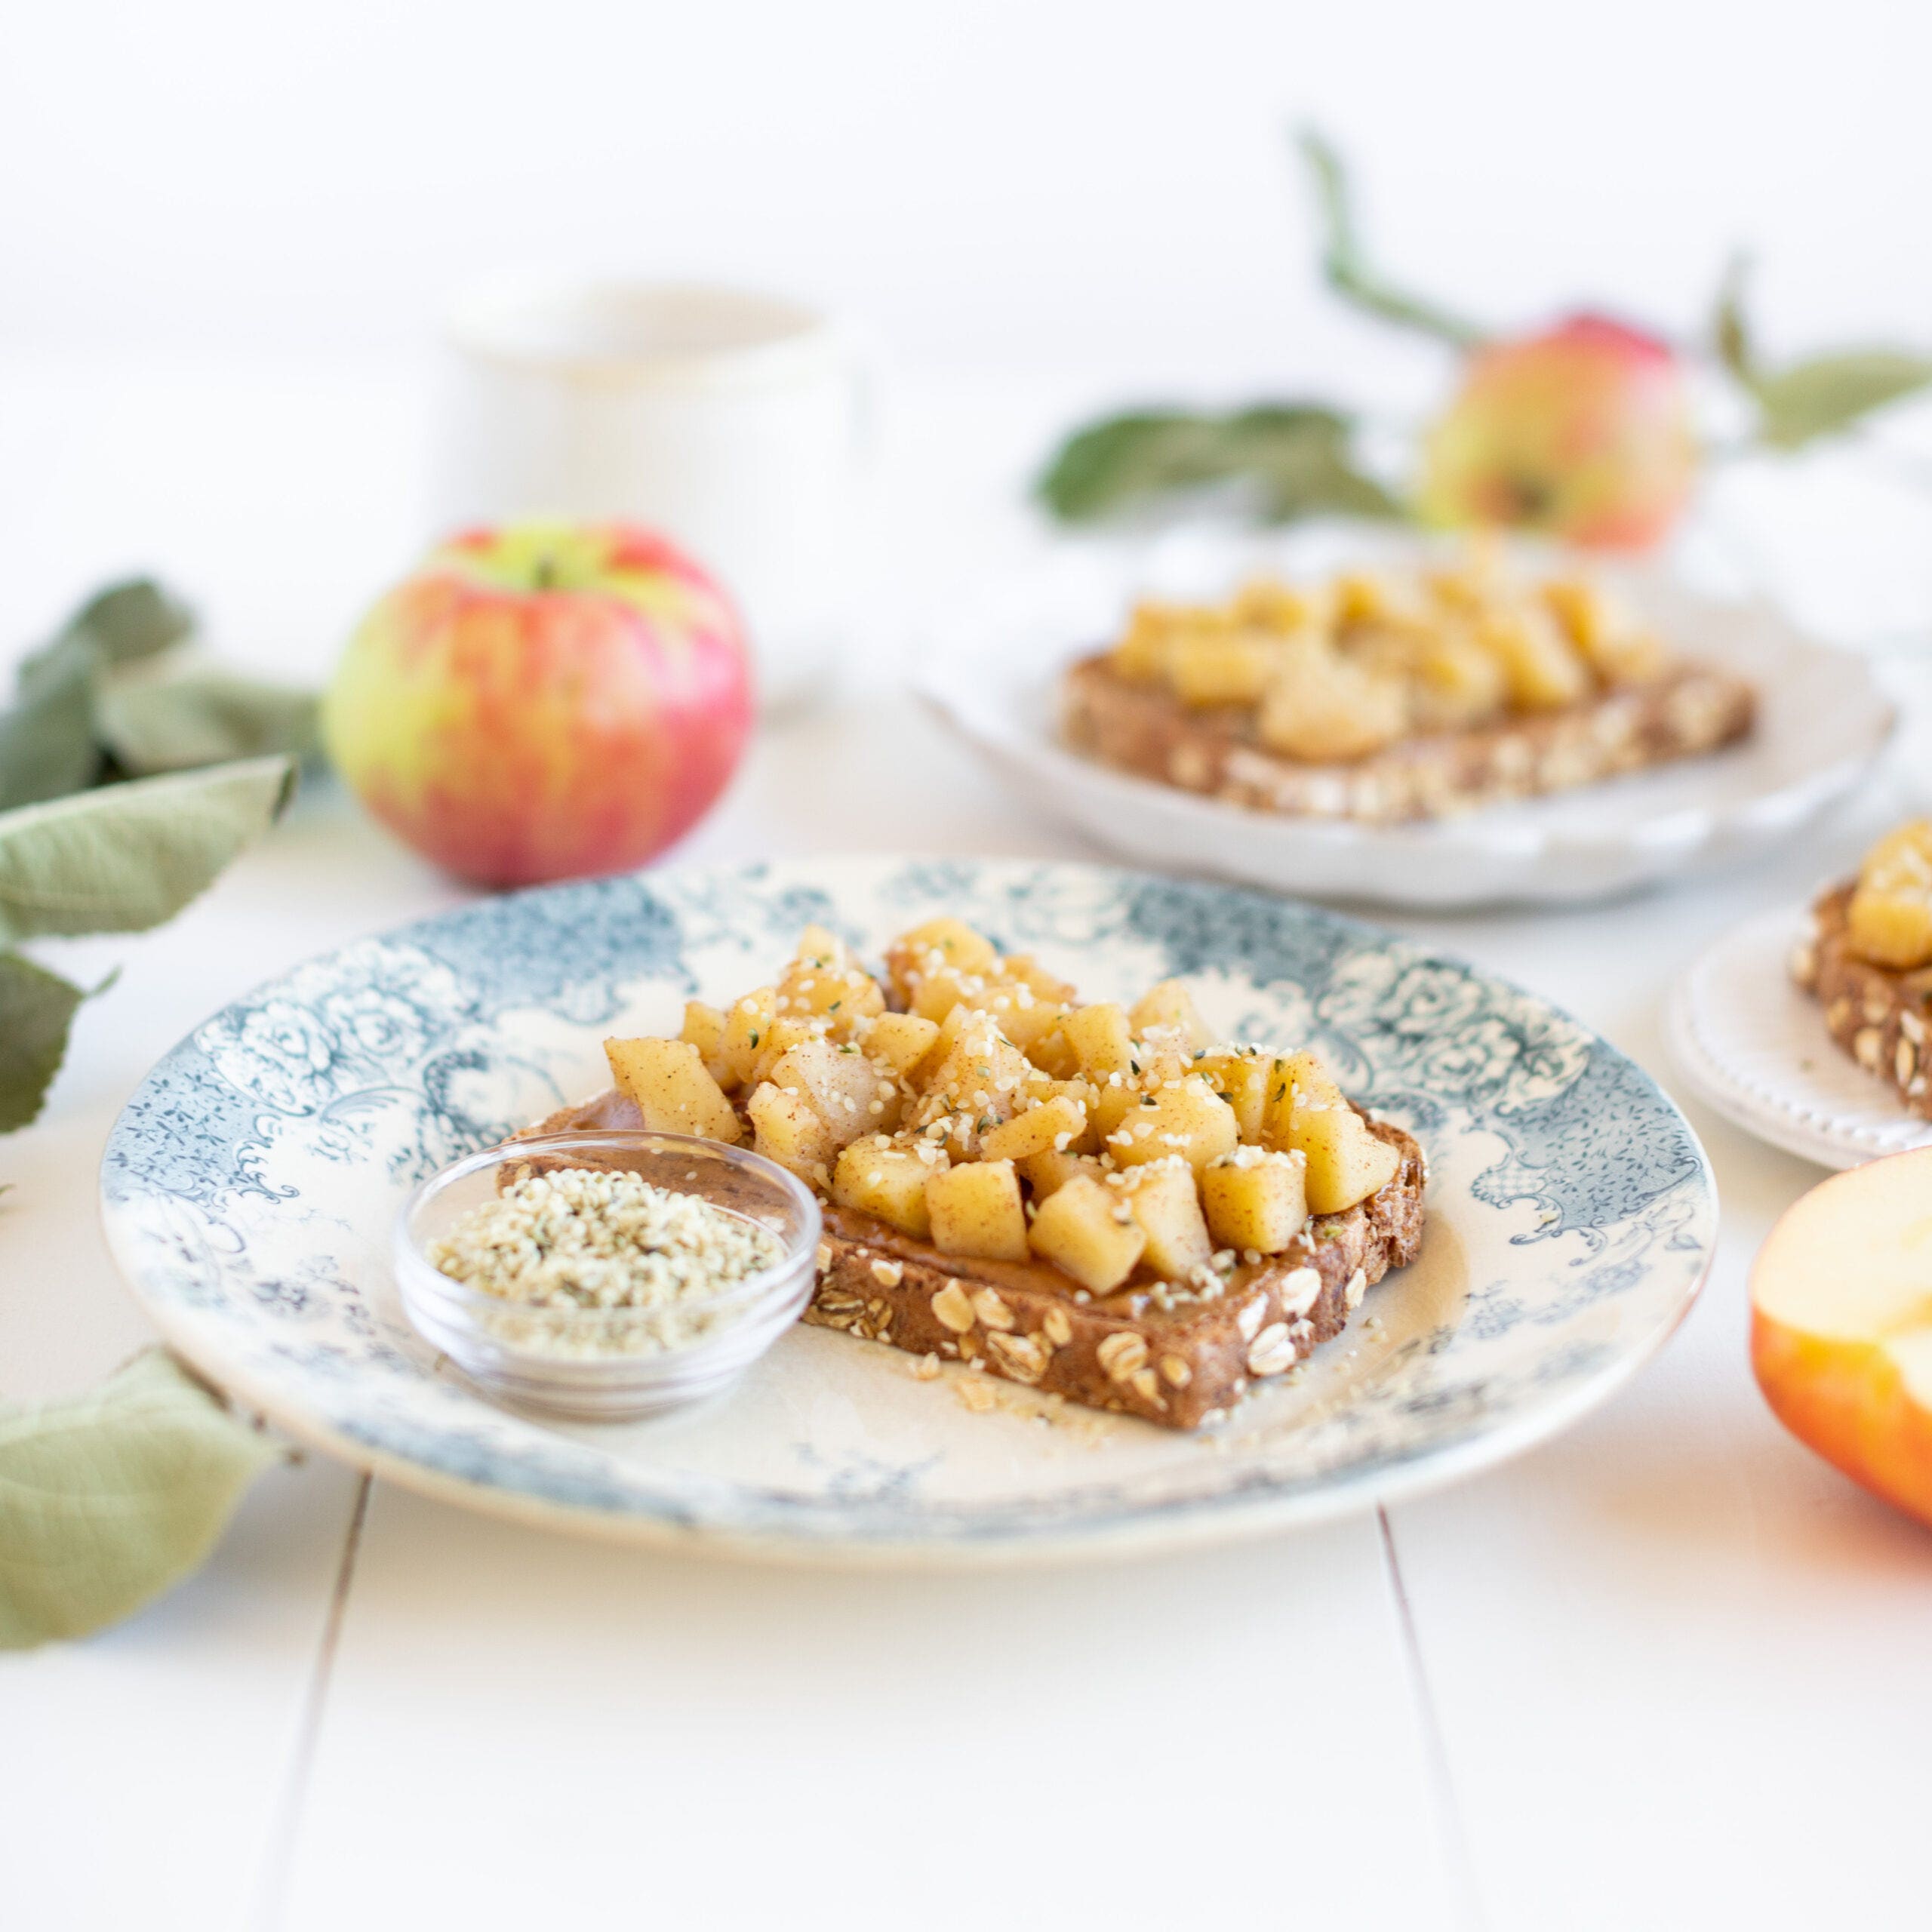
[395,1129,820,1419]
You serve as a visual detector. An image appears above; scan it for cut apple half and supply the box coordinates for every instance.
[1749,1146,1932,1529]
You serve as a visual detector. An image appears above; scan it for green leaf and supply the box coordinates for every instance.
[92,663,320,777]
[1220,405,1407,521]
[1712,254,1757,386]
[1752,349,1932,450]
[0,666,102,813]
[0,755,296,945]
[1037,403,1406,526]
[0,951,87,1133]
[0,580,195,811]
[1038,411,1231,521]
[15,579,193,707]
[1297,128,1488,352]
[0,1350,278,1648]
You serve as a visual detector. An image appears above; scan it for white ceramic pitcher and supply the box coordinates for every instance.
[432,279,865,712]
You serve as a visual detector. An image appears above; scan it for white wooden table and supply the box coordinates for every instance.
[3,355,1930,1932]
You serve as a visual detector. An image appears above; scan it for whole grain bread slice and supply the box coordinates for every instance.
[518,1091,1426,1429]
[1793,883,1932,1117]
[1060,653,1754,825]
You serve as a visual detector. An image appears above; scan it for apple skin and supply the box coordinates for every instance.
[1749,1147,1932,1531]
[1419,315,1698,551]
[323,523,753,888]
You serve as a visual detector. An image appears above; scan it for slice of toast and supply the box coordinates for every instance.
[518,1091,1426,1429]
[1793,883,1932,1117]
[1060,653,1755,825]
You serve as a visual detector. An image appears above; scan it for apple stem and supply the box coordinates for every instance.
[534,556,555,592]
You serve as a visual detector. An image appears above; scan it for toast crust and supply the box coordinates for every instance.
[1795,883,1932,1118]
[520,1093,1426,1429]
[1060,653,1755,825]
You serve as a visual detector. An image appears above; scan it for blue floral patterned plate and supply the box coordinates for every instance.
[100,858,1715,1562]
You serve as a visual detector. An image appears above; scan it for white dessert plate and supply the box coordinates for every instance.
[919,527,1895,909]
[1666,906,1932,1171]
[102,857,1716,1564]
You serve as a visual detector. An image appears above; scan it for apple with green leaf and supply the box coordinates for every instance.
[323,523,752,888]
[1419,315,1698,549]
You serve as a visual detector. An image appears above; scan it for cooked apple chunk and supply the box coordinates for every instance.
[1027,1174,1146,1294]
[718,987,778,1088]
[1168,630,1282,709]
[925,1158,1029,1263]
[1196,1050,1272,1142]
[865,1011,943,1081]
[746,1081,835,1180]
[1103,1076,1239,1174]
[1201,1146,1308,1254]
[1847,819,1932,971]
[605,1036,743,1143]
[1475,605,1592,711]
[1061,1001,1136,1081]
[1267,1052,1398,1214]
[1257,639,1408,762]
[1001,954,1077,1004]
[1129,979,1215,1051]
[774,949,885,1030]
[1120,1158,1214,1279]
[1406,629,1509,730]
[918,1017,1034,1125]
[832,1135,942,1239]
[678,1001,731,1084]
[766,1038,897,1149]
[884,917,999,1004]
[978,1092,1088,1164]
[1015,1147,1107,1198]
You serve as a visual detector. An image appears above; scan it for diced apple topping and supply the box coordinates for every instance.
[926,1158,1029,1263]
[978,1092,1088,1164]
[1263,1051,1400,1214]
[1103,1076,1239,1175]
[605,1037,742,1144]
[1847,820,1932,971]
[600,918,1401,1284]
[1110,547,1678,748]
[1201,1146,1309,1254]
[746,1081,836,1182]
[1026,1174,1146,1294]
[1257,638,1409,763]
[1118,1158,1214,1280]
[832,1135,944,1239]
[678,1001,730,1084]
[1129,979,1215,1051]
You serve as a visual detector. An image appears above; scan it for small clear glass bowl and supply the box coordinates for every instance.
[395,1129,821,1421]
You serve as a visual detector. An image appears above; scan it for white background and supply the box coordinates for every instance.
[8,0,1930,381]
[8,0,1932,669]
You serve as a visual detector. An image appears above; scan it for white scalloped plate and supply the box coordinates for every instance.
[1665,908,1932,1170]
[920,528,1895,909]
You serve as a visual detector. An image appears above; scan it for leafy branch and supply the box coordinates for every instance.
[1711,255,1932,451]
[0,574,314,1645]
[1038,403,1403,526]
[1298,128,1490,352]
[0,578,317,814]
[1036,134,1932,527]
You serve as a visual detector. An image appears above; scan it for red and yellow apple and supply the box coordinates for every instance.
[1750,1147,1932,1530]
[323,522,752,887]
[1420,315,1697,550]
